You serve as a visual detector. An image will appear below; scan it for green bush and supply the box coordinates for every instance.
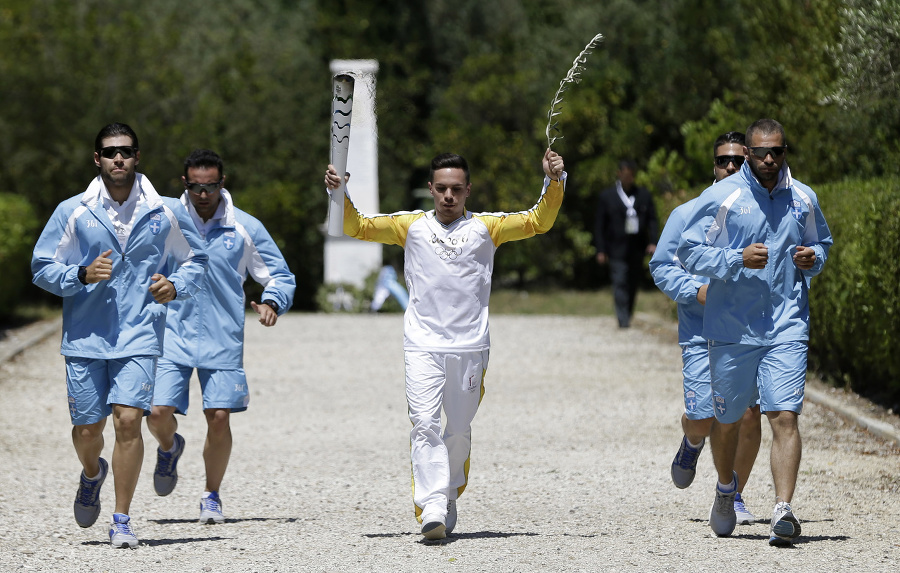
[0,193,39,319]
[809,177,900,407]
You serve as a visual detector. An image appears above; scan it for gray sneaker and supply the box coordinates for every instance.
[709,471,738,537]
[671,436,704,489]
[734,492,757,525]
[445,499,457,534]
[769,501,801,546]
[153,433,185,496]
[108,513,139,548]
[74,457,108,528]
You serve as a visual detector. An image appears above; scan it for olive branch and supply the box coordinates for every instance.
[546,33,605,149]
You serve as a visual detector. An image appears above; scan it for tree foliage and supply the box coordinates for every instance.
[2,0,898,305]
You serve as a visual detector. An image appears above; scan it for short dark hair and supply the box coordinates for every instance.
[95,122,139,152]
[617,159,637,172]
[713,131,745,155]
[183,149,224,179]
[745,119,786,147]
[429,153,469,183]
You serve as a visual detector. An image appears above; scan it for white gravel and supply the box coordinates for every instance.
[1,313,898,572]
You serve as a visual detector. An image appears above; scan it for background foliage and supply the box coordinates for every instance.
[808,179,900,406]
[1,0,898,403]
[0,194,38,319]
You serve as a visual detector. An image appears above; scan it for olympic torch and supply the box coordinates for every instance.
[327,74,355,237]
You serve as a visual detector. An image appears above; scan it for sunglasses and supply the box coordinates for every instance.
[98,146,138,159]
[185,180,222,195]
[714,155,745,168]
[747,146,787,159]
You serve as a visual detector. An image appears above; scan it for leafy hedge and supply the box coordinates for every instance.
[809,177,900,408]
[0,194,39,319]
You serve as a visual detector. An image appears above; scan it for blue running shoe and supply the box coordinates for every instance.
[109,513,139,548]
[671,436,704,489]
[153,433,185,496]
[709,471,738,537]
[769,501,801,546]
[74,457,108,528]
[199,491,225,524]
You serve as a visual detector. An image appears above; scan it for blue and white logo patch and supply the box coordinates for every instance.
[149,213,162,235]
[789,200,803,221]
[685,390,697,412]
[223,231,236,250]
[713,392,727,418]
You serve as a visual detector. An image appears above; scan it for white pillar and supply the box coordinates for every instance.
[324,59,381,288]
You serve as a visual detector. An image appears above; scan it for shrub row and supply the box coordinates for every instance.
[809,177,900,408]
[0,194,39,320]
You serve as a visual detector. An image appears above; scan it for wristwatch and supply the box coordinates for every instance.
[261,300,279,313]
[77,266,88,285]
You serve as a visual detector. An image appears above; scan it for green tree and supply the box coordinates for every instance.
[824,0,900,177]
[0,0,328,308]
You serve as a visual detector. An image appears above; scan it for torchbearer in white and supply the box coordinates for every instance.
[324,148,566,540]
[327,74,355,238]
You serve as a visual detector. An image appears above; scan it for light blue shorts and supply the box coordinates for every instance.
[153,358,249,414]
[682,344,713,420]
[708,340,807,424]
[65,356,156,425]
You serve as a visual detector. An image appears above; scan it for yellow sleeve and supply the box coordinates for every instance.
[342,194,421,247]
[477,176,566,247]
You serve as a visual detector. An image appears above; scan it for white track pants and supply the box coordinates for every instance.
[405,350,487,520]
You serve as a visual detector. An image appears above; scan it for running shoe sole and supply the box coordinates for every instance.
[769,514,801,546]
[421,520,446,540]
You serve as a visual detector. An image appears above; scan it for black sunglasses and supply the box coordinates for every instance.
[714,155,744,168]
[185,180,222,195]
[748,146,787,159]
[99,146,138,159]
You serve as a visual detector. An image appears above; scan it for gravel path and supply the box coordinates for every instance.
[1,313,898,572]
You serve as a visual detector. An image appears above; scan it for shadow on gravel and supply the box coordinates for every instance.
[149,517,297,525]
[362,531,540,545]
[730,532,851,545]
[82,536,229,547]
[451,531,539,540]
[793,534,850,544]
[426,531,541,545]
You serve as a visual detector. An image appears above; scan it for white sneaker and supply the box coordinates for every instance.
[769,501,801,546]
[445,499,457,534]
[709,472,738,537]
[108,513,139,548]
[420,510,446,540]
[734,492,757,525]
[199,491,225,524]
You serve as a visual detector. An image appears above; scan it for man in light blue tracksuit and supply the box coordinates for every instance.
[32,123,208,548]
[676,119,832,546]
[651,131,763,526]
[146,149,295,525]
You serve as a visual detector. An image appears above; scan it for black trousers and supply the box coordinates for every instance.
[608,256,644,327]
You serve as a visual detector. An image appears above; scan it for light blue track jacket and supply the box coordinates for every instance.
[676,162,832,345]
[161,189,295,369]
[649,198,708,347]
[32,174,208,359]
